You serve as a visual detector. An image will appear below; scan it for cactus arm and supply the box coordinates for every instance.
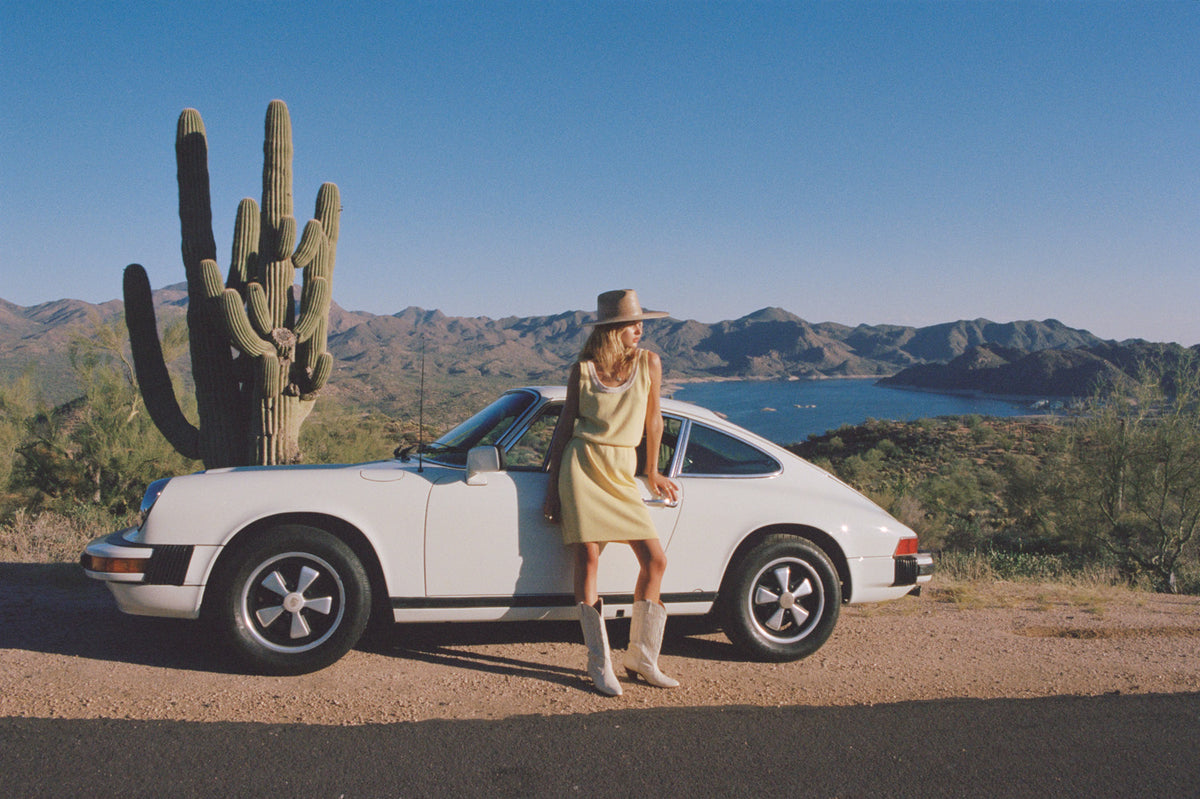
[294,273,330,342]
[315,183,340,250]
[199,259,225,300]
[174,108,245,469]
[228,198,259,292]
[301,352,333,399]
[294,275,330,343]
[122,264,200,460]
[175,110,217,273]
[245,283,272,336]
[218,291,275,358]
[293,219,324,271]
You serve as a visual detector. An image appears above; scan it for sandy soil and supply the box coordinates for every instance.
[2,563,1198,725]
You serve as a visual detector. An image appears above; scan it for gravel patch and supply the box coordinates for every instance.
[2,564,1198,725]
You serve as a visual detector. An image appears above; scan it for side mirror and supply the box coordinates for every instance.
[465,445,502,485]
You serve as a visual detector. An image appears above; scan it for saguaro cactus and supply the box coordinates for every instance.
[124,100,340,467]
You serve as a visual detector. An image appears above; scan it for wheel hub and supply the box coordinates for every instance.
[283,593,306,613]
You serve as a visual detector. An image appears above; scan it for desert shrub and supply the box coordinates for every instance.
[0,506,128,562]
[300,403,412,464]
[7,322,196,519]
[1062,358,1200,592]
[792,413,1200,592]
[936,549,1123,586]
[0,372,38,493]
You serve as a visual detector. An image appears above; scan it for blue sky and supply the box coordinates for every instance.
[3,1,1198,343]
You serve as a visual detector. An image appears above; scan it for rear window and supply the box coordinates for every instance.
[680,424,780,476]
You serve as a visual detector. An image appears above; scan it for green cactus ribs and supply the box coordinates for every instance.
[123,100,341,468]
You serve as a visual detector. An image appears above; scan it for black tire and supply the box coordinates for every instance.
[720,534,841,662]
[206,524,371,675]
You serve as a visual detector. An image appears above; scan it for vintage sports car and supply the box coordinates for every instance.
[82,387,933,675]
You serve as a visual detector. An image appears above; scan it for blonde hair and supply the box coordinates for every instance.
[579,323,638,380]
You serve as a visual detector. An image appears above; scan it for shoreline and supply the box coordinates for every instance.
[879,381,1078,406]
[664,373,883,397]
[665,373,1076,409]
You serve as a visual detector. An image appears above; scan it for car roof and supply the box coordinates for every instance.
[521,385,741,427]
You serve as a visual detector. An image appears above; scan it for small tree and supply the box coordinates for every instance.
[1069,359,1200,592]
[0,371,38,505]
[12,320,194,516]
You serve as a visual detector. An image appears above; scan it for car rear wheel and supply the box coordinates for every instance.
[720,534,841,662]
[207,524,371,675]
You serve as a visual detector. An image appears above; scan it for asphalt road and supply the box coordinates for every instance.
[4,692,1198,797]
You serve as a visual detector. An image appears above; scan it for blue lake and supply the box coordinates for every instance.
[671,379,1037,444]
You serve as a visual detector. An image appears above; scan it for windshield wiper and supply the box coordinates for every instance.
[394,441,468,462]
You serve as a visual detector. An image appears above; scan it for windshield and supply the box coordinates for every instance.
[423,391,538,466]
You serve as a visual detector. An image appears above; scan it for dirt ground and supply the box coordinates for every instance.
[2,563,1198,725]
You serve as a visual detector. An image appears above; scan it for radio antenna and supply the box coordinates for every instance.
[417,328,426,473]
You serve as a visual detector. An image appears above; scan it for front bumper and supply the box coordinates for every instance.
[81,528,194,586]
[81,530,210,619]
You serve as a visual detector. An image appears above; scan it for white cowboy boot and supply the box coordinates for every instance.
[579,600,622,696]
[623,600,680,688]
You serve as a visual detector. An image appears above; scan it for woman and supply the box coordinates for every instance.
[544,289,680,696]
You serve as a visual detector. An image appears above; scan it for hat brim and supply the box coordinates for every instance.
[583,309,670,327]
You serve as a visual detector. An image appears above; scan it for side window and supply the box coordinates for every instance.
[508,409,683,474]
[505,406,562,470]
[681,424,780,476]
[637,416,683,476]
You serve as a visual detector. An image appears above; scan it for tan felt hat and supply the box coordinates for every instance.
[584,289,669,326]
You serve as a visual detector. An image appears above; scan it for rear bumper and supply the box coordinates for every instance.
[893,552,935,587]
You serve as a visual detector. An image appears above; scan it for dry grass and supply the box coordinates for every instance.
[925,574,1148,616]
[0,508,124,563]
[923,550,1141,612]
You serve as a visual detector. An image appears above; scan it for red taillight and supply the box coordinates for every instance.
[893,537,919,557]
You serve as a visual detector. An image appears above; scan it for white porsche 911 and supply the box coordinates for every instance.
[82,387,933,675]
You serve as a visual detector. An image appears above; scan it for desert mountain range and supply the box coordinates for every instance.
[1,284,1188,415]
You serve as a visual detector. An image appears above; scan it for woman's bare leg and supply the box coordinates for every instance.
[574,542,602,605]
[629,539,667,604]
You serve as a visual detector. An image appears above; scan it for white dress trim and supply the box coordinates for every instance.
[586,354,641,394]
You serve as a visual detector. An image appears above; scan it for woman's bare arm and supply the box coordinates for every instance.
[543,362,581,520]
[642,351,679,502]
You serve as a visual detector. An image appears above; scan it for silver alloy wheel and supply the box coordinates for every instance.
[746,555,825,644]
[240,551,347,654]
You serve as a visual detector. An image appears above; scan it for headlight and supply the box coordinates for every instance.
[139,478,171,527]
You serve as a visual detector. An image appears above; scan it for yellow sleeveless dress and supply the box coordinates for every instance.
[558,349,659,545]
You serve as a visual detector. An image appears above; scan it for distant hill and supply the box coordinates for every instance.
[879,341,1200,398]
[0,286,1118,416]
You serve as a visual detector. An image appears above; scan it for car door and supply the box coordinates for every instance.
[423,407,684,604]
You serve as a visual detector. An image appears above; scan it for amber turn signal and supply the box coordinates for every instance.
[81,554,147,574]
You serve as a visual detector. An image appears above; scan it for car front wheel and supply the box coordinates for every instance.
[207,524,371,675]
[720,534,841,662]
